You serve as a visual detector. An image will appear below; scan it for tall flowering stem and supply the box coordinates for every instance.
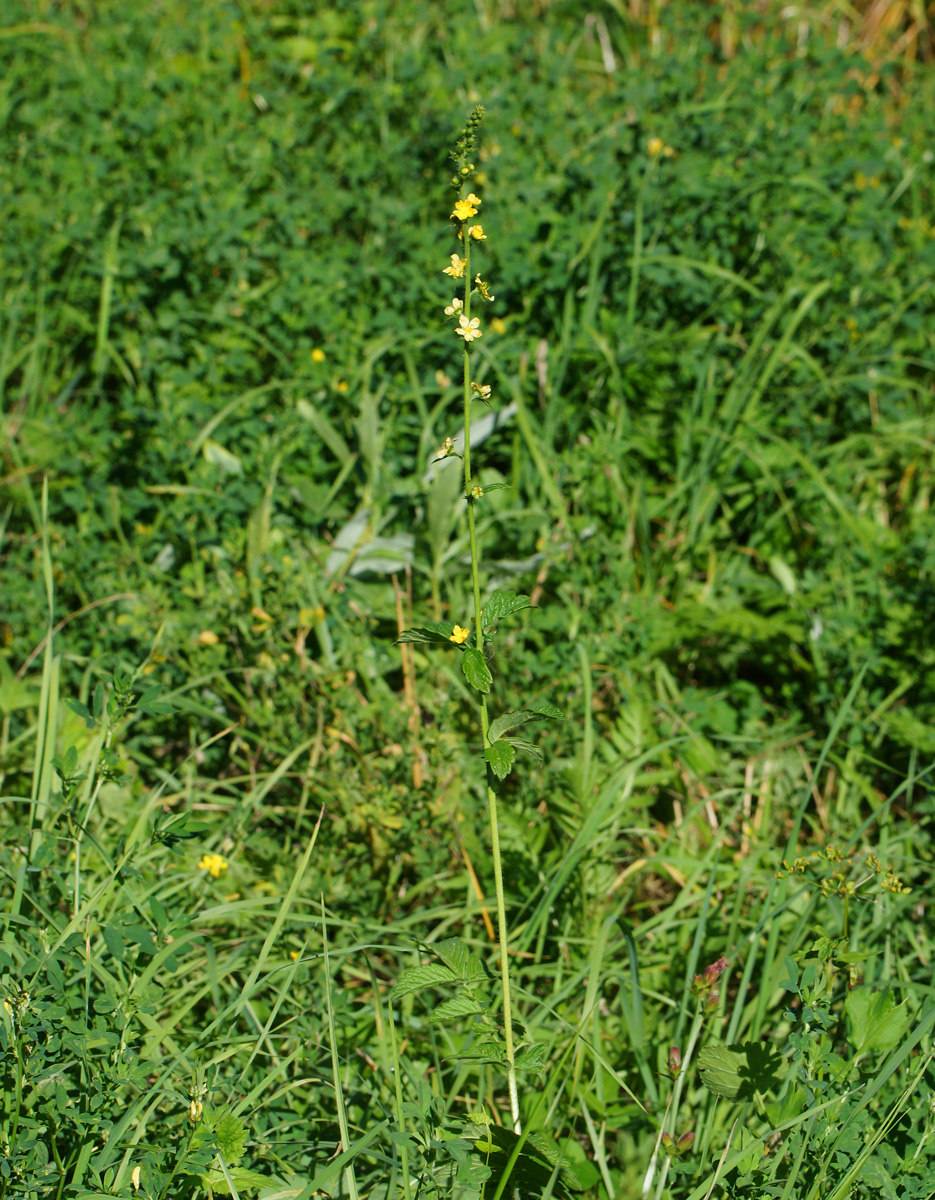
[443,106,521,1132]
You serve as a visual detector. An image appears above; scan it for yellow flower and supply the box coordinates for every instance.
[435,436,455,459]
[290,950,301,961]
[450,626,470,644]
[131,1167,142,1192]
[471,485,483,499]
[444,254,467,279]
[647,136,664,157]
[196,630,220,646]
[189,1099,203,1123]
[198,853,228,879]
[311,348,326,363]
[444,298,463,316]
[490,317,507,334]
[336,380,348,392]
[471,382,492,399]
[468,224,487,241]
[451,196,479,221]
[455,315,482,342]
[663,144,676,158]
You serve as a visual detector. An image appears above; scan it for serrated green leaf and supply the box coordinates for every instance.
[505,736,543,763]
[482,590,531,631]
[457,1039,507,1065]
[462,647,492,693]
[429,994,484,1024]
[396,623,456,645]
[434,937,486,983]
[392,963,458,998]
[215,1113,248,1163]
[514,1042,548,1074]
[488,706,564,741]
[485,740,515,780]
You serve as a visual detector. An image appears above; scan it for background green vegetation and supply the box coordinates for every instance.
[1,1,934,1198]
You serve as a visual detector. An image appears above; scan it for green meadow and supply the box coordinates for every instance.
[2,2,935,1197]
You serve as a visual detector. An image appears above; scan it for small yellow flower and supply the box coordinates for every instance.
[663,144,676,158]
[131,1166,142,1192]
[471,382,492,399]
[290,950,301,961]
[444,254,467,279]
[444,298,463,316]
[468,224,487,241]
[455,315,482,342]
[471,485,483,499]
[647,136,664,157]
[435,436,455,459]
[196,630,220,646]
[336,380,348,392]
[198,853,228,879]
[189,1099,203,1123]
[450,625,470,644]
[490,317,507,334]
[451,197,479,221]
[311,348,326,363]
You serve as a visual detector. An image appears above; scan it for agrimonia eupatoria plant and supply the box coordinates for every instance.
[395,108,563,1137]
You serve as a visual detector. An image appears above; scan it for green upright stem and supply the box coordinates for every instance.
[461,233,521,1134]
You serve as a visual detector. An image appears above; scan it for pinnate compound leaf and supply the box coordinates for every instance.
[845,987,909,1054]
[435,937,486,983]
[488,705,564,742]
[429,994,485,1025]
[485,740,515,780]
[482,591,531,631]
[396,623,456,645]
[392,963,458,998]
[462,647,492,693]
[457,1038,507,1065]
[697,1042,785,1100]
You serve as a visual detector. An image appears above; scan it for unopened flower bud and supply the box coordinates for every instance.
[668,1046,681,1075]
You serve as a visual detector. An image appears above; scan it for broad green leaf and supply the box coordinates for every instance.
[392,963,457,998]
[845,987,910,1055]
[482,590,531,631]
[697,1042,785,1100]
[199,1167,276,1194]
[488,705,564,742]
[485,740,515,780]
[462,647,492,693]
[733,1126,765,1176]
[429,994,484,1024]
[457,1038,507,1065]
[434,937,486,983]
[396,622,456,645]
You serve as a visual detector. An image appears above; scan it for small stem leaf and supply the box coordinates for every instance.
[485,740,515,780]
[488,705,564,742]
[462,647,492,693]
[396,623,457,645]
[392,963,458,998]
[481,590,531,632]
[435,937,487,983]
[429,994,485,1025]
[505,736,544,763]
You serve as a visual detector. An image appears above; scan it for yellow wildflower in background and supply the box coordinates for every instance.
[196,630,219,646]
[311,348,326,362]
[450,626,470,644]
[647,137,664,156]
[198,853,228,879]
